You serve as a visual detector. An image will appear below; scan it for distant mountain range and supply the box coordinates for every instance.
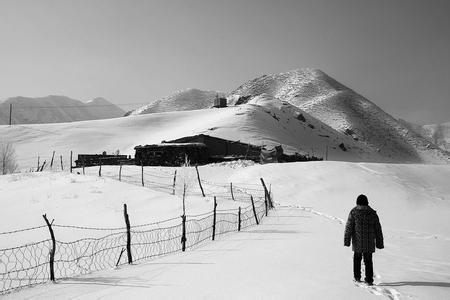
[0,95,125,125]
[130,68,449,163]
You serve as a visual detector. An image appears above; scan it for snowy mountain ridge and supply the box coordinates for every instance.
[0,95,125,125]
[130,88,225,115]
[228,68,449,163]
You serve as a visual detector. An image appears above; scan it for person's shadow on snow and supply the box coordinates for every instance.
[379,281,450,288]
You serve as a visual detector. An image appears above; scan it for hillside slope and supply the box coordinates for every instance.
[422,122,450,151]
[228,68,449,163]
[0,95,393,171]
[130,88,224,115]
[0,95,125,124]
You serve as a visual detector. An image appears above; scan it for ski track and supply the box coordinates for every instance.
[279,204,403,300]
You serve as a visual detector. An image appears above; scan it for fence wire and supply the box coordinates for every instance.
[0,174,269,295]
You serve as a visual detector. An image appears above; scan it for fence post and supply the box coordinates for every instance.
[98,160,102,177]
[265,192,268,217]
[40,161,46,172]
[70,151,73,173]
[50,151,55,170]
[238,206,241,232]
[82,160,85,175]
[195,166,205,197]
[42,214,56,282]
[141,163,144,187]
[181,183,187,251]
[230,182,235,201]
[250,195,259,225]
[119,164,122,181]
[172,170,177,195]
[60,155,64,171]
[181,215,186,252]
[123,204,132,264]
[260,178,273,209]
[36,156,40,172]
[212,196,217,241]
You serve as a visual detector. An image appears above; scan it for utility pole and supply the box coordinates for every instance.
[9,103,12,126]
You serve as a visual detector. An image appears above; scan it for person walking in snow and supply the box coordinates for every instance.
[344,194,384,286]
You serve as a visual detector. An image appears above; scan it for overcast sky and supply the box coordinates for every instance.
[0,0,449,124]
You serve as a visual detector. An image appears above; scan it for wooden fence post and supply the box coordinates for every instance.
[181,183,187,251]
[42,214,56,281]
[36,156,40,172]
[212,196,217,241]
[238,206,241,231]
[98,161,102,177]
[195,166,205,197]
[123,204,132,264]
[250,195,259,225]
[60,155,64,171]
[265,192,268,217]
[260,178,273,209]
[141,163,144,187]
[230,182,235,201]
[40,161,46,172]
[172,170,177,195]
[181,215,187,252]
[119,164,122,181]
[70,151,73,173]
[50,151,55,170]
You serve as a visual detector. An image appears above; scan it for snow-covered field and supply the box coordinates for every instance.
[1,161,449,299]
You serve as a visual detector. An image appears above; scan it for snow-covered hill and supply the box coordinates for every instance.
[0,95,125,125]
[2,92,428,171]
[228,68,449,163]
[130,88,224,115]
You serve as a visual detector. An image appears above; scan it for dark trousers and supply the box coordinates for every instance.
[353,252,373,283]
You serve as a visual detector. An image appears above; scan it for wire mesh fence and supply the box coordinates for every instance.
[0,184,270,295]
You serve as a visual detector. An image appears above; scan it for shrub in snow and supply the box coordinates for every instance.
[0,141,18,175]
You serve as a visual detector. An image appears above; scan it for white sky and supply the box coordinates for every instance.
[0,0,449,124]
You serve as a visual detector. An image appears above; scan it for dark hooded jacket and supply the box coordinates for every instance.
[344,205,384,253]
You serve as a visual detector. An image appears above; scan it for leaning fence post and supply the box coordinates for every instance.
[119,164,122,181]
[60,155,64,171]
[123,204,132,264]
[70,151,73,173]
[250,195,259,225]
[50,151,55,170]
[265,192,268,217]
[238,206,241,231]
[260,178,273,209]
[230,182,235,201]
[141,163,144,187]
[212,196,217,241]
[181,215,187,252]
[42,214,56,282]
[172,170,177,195]
[36,156,40,172]
[40,160,47,172]
[195,166,205,197]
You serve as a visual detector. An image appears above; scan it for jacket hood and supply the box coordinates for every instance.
[355,205,376,213]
